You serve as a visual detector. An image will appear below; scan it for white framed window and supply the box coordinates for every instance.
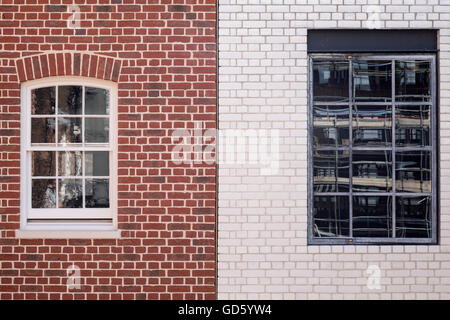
[18,77,118,237]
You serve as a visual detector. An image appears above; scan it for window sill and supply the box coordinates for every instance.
[16,230,121,239]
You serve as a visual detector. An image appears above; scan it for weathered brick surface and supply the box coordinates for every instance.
[0,1,217,300]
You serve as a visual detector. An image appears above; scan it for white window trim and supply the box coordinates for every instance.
[18,76,119,237]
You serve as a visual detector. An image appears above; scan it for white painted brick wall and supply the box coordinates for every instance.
[218,0,450,299]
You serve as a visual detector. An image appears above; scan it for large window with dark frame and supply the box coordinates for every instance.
[308,54,437,244]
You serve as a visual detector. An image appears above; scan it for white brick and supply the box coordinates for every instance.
[218,0,450,300]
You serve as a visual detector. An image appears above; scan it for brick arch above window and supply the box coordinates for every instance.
[15,52,122,83]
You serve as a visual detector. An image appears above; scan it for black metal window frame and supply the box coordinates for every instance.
[307,53,438,245]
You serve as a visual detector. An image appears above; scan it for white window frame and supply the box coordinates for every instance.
[18,77,118,236]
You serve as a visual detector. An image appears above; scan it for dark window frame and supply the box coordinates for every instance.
[307,53,438,245]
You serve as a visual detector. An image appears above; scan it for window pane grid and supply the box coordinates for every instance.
[29,85,110,211]
[310,54,435,243]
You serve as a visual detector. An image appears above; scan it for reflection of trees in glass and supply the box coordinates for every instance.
[58,86,82,114]
[31,118,55,144]
[86,179,109,208]
[58,180,82,208]
[32,179,56,208]
[85,118,109,143]
[58,118,82,144]
[85,151,109,176]
[29,85,111,211]
[32,87,55,114]
[58,151,82,176]
[33,151,55,177]
[85,87,109,114]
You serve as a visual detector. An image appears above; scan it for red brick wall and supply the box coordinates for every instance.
[0,1,217,299]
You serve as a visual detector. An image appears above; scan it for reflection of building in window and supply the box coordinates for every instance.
[396,60,431,101]
[310,54,436,244]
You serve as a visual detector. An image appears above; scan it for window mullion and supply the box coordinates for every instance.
[348,58,353,239]
[431,55,437,242]
[82,150,85,209]
[55,85,58,147]
[82,86,85,148]
[392,59,396,239]
[82,86,85,209]
[55,149,59,209]
[55,86,59,209]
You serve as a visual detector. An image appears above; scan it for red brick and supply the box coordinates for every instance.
[48,53,57,76]
[73,53,81,76]
[15,59,25,82]
[89,55,98,78]
[81,54,90,77]
[39,54,49,78]
[0,0,217,301]
[64,53,72,76]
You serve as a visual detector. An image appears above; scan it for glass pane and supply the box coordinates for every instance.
[85,151,109,176]
[353,150,392,192]
[313,105,349,147]
[395,105,430,147]
[353,60,392,102]
[396,151,431,193]
[31,87,55,115]
[395,60,431,102]
[58,86,82,115]
[85,87,109,115]
[58,118,82,144]
[353,105,392,146]
[58,179,82,208]
[58,151,82,176]
[353,196,392,237]
[32,179,56,208]
[85,118,109,143]
[85,179,109,208]
[31,118,55,144]
[313,60,349,102]
[396,196,432,238]
[313,150,349,192]
[313,196,349,237]
[32,151,55,176]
